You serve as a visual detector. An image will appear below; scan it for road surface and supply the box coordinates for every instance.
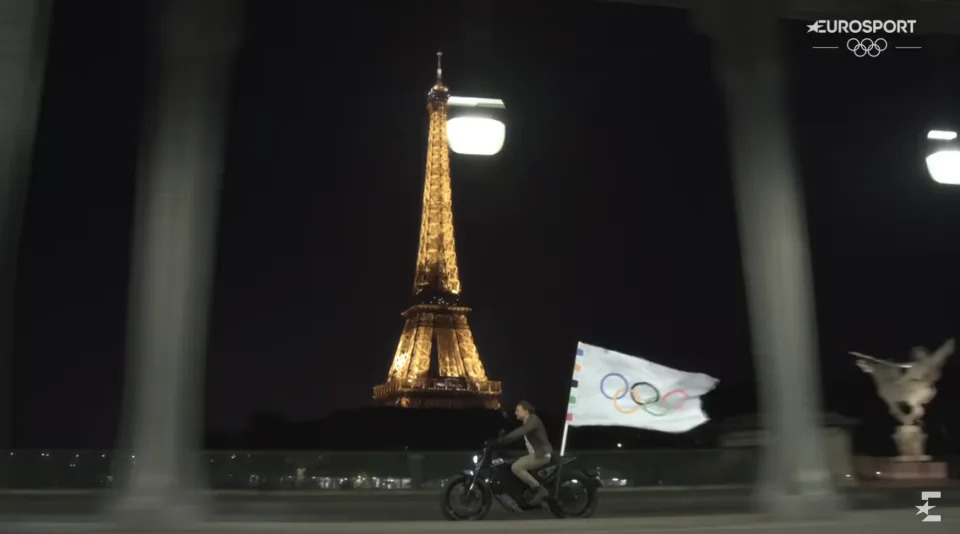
[0,485,956,522]
[6,509,959,533]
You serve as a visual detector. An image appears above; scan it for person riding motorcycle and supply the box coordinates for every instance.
[489,400,553,504]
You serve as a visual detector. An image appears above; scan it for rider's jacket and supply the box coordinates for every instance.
[501,414,553,458]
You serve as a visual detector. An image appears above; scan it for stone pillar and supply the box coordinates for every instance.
[694,0,839,518]
[108,0,241,529]
[0,0,51,451]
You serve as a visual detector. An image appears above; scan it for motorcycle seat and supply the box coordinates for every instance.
[547,455,576,466]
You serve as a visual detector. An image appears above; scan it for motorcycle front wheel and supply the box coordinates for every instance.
[548,473,598,519]
[440,475,493,520]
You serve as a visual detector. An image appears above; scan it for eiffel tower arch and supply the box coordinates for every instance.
[372,55,502,410]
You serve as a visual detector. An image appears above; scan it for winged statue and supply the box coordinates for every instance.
[850,338,954,426]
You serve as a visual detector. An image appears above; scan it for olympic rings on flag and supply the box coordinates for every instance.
[599,372,689,416]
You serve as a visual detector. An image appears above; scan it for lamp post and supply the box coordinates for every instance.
[925,128,960,184]
[108,0,241,528]
[695,0,839,518]
[437,50,507,157]
[923,36,960,185]
[0,0,51,450]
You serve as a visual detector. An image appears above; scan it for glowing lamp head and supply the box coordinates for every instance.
[927,130,958,141]
[447,117,505,156]
[925,129,960,185]
[926,150,960,185]
[446,96,506,156]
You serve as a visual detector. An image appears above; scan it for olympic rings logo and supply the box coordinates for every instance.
[599,373,689,416]
[846,38,887,58]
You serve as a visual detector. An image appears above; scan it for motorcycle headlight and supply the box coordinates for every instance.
[472,455,479,465]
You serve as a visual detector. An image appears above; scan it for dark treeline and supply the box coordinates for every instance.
[206,407,725,451]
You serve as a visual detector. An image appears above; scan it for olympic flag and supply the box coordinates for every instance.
[564,342,719,433]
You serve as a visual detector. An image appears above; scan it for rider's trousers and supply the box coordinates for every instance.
[511,454,550,488]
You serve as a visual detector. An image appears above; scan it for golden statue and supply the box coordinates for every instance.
[372,53,502,410]
[851,338,954,460]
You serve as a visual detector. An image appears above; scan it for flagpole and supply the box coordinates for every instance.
[554,344,579,493]
[554,420,571,494]
[559,421,570,458]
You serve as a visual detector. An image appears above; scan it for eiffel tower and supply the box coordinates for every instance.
[372,54,502,410]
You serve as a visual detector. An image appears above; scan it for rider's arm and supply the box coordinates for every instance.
[499,415,541,444]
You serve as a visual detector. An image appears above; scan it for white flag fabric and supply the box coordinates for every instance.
[565,342,719,433]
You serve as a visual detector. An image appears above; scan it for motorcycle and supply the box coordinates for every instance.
[440,439,601,520]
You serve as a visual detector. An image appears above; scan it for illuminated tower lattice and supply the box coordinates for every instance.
[372,55,502,410]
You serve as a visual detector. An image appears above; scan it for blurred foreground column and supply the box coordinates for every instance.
[109,0,241,528]
[0,0,50,451]
[695,0,839,518]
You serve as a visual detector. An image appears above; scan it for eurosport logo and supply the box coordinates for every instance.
[807,20,917,34]
[807,19,921,57]
[916,491,941,522]
[599,373,688,416]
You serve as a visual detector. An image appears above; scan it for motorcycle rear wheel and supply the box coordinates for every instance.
[440,475,493,520]
[548,474,598,519]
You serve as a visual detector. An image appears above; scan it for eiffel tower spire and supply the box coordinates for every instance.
[372,56,502,410]
[436,50,443,84]
[413,51,458,301]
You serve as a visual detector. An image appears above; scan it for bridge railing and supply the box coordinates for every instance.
[10,448,957,490]
[0,448,761,489]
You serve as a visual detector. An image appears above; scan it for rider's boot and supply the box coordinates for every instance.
[527,486,549,505]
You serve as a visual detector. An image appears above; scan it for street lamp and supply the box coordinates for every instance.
[925,128,960,185]
[430,52,506,157]
[446,95,506,156]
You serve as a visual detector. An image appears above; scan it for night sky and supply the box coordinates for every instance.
[12,0,960,451]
